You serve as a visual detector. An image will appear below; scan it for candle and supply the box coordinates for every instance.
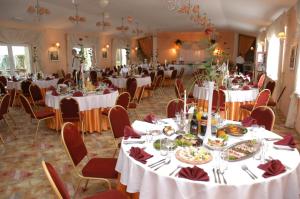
[75,71,78,85]
[165,59,167,67]
[184,90,187,117]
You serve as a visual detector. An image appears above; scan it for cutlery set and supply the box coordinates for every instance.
[148,158,171,171]
[213,168,227,184]
[241,165,257,180]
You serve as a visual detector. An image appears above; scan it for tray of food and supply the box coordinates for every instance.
[223,140,261,161]
[175,147,212,165]
[163,126,175,136]
[204,138,227,150]
[175,134,203,147]
[218,124,247,136]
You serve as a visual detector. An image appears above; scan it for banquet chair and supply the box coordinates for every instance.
[19,94,55,140]
[211,90,219,113]
[166,99,184,118]
[177,68,185,79]
[128,86,145,119]
[29,84,46,108]
[0,82,6,94]
[21,80,32,98]
[268,86,286,108]
[265,80,276,107]
[250,106,275,131]
[239,89,271,120]
[164,70,177,86]
[127,78,137,101]
[61,123,118,194]
[0,76,7,86]
[108,105,131,157]
[218,89,229,119]
[90,70,97,84]
[0,94,16,143]
[257,73,266,90]
[149,71,156,82]
[41,161,126,199]
[101,92,130,116]
[57,78,65,85]
[60,97,84,139]
[175,79,195,104]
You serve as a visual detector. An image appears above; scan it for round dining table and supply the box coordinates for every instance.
[193,84,259,121]
[116,119,300,199]
[7,78,59,90]
[45,89,119,132]
[108,76,151,89]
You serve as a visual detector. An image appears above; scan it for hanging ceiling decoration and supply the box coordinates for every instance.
[27,0,50,21]
[116,17,129,32]
[132,22,143,36]
[99,0,110,8]
[166,0,214,30]
[69,0,86,24]
[96,12,111,30]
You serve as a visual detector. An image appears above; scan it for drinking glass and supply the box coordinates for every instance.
[220,150,229,172]
[160,138,168,156]
[175,111,181,124]
[145,129,153,143]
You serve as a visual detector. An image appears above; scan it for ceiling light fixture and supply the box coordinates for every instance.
[132,22,143,36]
[69,0,86,24]
[96,12,111,30]
[27,0,50,21]
[116,17,129,32]
[99,0,109,8]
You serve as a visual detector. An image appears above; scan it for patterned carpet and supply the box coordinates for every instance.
[0,77,299,199]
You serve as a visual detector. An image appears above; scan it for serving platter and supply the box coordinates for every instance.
[204,138,227,150]
[175,147,212,165]
[222,140,261,162]
[218,124,247,137]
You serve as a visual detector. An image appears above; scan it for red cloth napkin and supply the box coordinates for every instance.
[129,147,153,164]
[274,135,296,148]
[258,160,286,178]
[51,90,59,96]
[242,85,250,90]
[178,166,209,181]
[143,113,156,123]
[232,79,238,84]
[73,91,83,97]
[103,89,110,94]
[124,125,141,139]
[241,116,257,127]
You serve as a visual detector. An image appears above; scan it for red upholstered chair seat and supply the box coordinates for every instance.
[85,190,127,199]
[82,158,118,179]
[240,104,254,111]
[34,109,55,119]
[128,102,137,109]
[267,97,276,107]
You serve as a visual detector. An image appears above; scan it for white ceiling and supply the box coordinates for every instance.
[0,0,297,35]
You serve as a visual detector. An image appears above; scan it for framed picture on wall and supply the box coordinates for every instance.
[289,44,298,70]
[102,51,108,59]
[49,50,59,62]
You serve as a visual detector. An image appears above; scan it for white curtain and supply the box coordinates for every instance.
[266,35,280,80]
[111,37,130,66]
[66,33,99,72]
[0,28,42,73]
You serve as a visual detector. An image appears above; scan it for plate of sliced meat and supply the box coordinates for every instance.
[222,140,261,161]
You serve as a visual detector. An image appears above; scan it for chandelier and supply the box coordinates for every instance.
[116,17,129,32]
[27,0,50,20]
[69,0,86,24]
[132,23,143,36]
[96,12,111,30]
[166,0,214,30]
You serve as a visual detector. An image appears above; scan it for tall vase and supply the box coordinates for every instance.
[204,81,214,141]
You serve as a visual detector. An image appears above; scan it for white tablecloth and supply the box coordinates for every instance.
[108,76,151,89]
[168,64,194,75]
[116,119,300,199]
[193,85,259,103]
[45,90,119,111]
[7,78,59,90]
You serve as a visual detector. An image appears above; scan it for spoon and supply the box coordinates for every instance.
[219,169,227,184]
[169,165,182,176]
[241,165,257,179]
[153,158,171,171]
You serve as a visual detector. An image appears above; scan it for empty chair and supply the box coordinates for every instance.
[257,73,266,89]
[268,86,286,108]
[101,92,130,116]
[250,106,275,131]
[127,78,137,101]
[90,70,98,84]
[164,70,177,86]
[0,82,6,94]
[212,90,219,112]
[21,80,32,97]
[239,89,271,120]
[0,94,16,143]
[157,70,164,77]
[150,71,156,82]
[61,123,118,193]
[166,99,184,118]
[218,89,228,119]
[19,94,55,140]
[265,80,276,95]
[60,98,84,135]
[145,75,163,96]
[0,76,7,86]
[108,105,131,156]
[29,84,46,107]
[128,86,145,118]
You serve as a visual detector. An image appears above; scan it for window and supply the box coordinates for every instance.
[266,35,280,80]
[116,49,127,66]
[0,45,31,75]
[73,47,93,71]
[295,48,300,95]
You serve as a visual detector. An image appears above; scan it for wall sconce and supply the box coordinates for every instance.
[171,48,176,54]
[102,47,107,52]
[135,47,138,51]
[277,32,286,40]
[106,44,110,48]
[52,42,60,49]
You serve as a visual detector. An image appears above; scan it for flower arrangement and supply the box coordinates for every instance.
[78,38,85,63]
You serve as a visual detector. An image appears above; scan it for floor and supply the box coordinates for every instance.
[0,77,299,199]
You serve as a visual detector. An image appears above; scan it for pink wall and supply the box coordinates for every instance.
[156,31,236,64]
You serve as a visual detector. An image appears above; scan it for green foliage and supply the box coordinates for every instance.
[15,55,25,69]
[0,55,8,69]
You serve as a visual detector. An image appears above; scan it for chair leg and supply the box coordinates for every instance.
[0,134,4,144]
[83,179,89,191]
[34,120,40,141]
[81,121,85,141]
[74,179,83,198]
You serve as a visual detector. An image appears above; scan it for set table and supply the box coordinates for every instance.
[108,76,151,89]
[45,90,119,132]
[7,78,59,90]
[116,119,300,199]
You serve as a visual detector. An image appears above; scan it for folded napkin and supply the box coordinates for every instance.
[73,91,83,97]
[232,79,238,84]
[124,125,141,139]
[129,147,153,164]
[274,134,296,148]
[241,116,257,127]
[258,160,286,178]
[103,89,110,94]
[144,113,156,123]
[51,90,59,96]
[178,166,209,181]
[48,85,56,91]
[242,85,250,90]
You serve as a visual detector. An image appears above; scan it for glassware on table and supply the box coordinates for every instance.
[175,111,181,124]
[220,150,229,171]
[145,129,153,143]
[160,138,169,156]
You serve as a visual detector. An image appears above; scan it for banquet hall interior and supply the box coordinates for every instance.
[0,0,300,198]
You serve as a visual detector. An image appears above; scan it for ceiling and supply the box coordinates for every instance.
[0,0,297,36]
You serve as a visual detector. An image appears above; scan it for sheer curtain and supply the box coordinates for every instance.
[266,35,280,80]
